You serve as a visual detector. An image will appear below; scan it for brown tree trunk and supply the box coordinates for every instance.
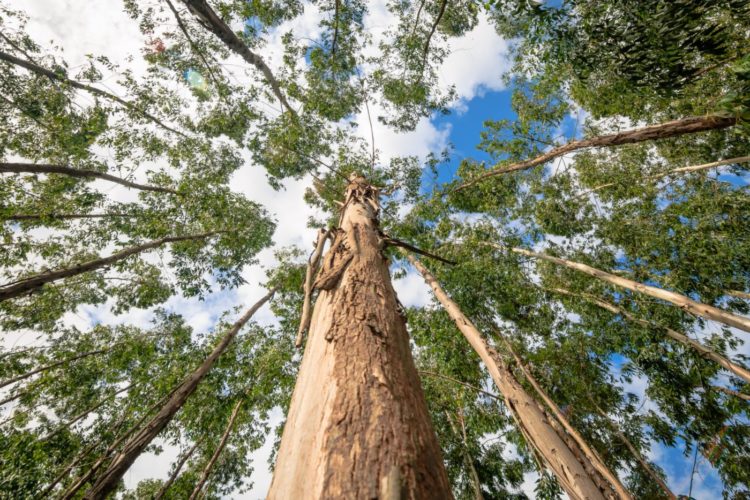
[0,231,221,302]
[82,289,274,499]
[548,287,750,384]
[188,399,243,500]
[0,162,178,194]
[500,245,750,333]
[154,438,204,500]
[268,175,452,499]
[409,253,614,500]
[455,114,736,190]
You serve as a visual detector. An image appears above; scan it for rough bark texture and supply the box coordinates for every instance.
[0,231,219,302]
[188,399,243,500]
[504,245,750,333]
[549,287,750,384]
[0,162,178,194]
[82,290,273,499]
[268,175,452,500]
[455,115,736,191]
[409,254,612,500]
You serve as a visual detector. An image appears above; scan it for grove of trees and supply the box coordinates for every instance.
[1,0,748,498]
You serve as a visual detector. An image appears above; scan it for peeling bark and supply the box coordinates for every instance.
[409,253,614,500]
[269,175,452,499]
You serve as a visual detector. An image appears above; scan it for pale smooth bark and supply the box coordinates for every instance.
[0,231,220,302]
[83,289,274,499]
[295,228,329,347]
[409,253,614,500]
[0,162,178,194]
[575,155,750,199]
[728,290,750,300]
[188,399,243,500]
[500,336,632,500]
[548,287,750,384]
[455,115,736,191]
[497,244,750,333]
[269,175,452,499]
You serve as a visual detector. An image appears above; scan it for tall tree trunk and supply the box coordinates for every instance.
[455,114,736,190]
[154,438,204,500]
[82,289,274,499]
[268,175,452,499]
[188,399,243,500]
[498,244,750,333]
[0,231,220,302]
[498,335,632,500]
[0,162,178,194]
[408,253,615,500]
[590,403,676,500]
[548,287,750,384]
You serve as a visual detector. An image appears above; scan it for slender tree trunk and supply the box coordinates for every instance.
[0,162,178,194]
[0,50,185,137]
[455,114,736,190]
[296,227,329,347]
[499,244,750,333]
[574,155,750,199]
[548,287,750,384]
[713,385,750,402]
[727,290,750,300]
[188,399,243,500]
[591,403,676,500]
[0,348,108,389]
[83,289,274,499]
[498,335,632,500]
[408,253,614,500]
[457,409,484,500]
[0,231,220,302]
[154,438,205,500]
[268,175,452,499]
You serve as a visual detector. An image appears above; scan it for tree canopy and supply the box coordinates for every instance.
[1,0,748,498]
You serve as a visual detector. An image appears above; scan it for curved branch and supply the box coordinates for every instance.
[0,50,187,137]
[1,162,178,194]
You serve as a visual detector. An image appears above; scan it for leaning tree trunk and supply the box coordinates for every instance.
[82,289,273,499]
[268,175,452,499]
[408,253,616,500]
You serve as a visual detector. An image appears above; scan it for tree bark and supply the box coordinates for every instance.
[499,335,632,500]
[188,399,243,500]
[81,289,273,499]
[0,162,178,194]
[499,244,750,333]
[727,290,750,300]
[548,287,750,384]
[0,231,220,302]
[0,50,186,137]
[179,0,294,115]
[455,115,736,191]
[154,438,205,500]
[408,253,614,500]
[268,175,452,499]
[296,228,329,347]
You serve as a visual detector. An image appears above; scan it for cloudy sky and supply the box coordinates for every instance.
[4,0,733,498]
